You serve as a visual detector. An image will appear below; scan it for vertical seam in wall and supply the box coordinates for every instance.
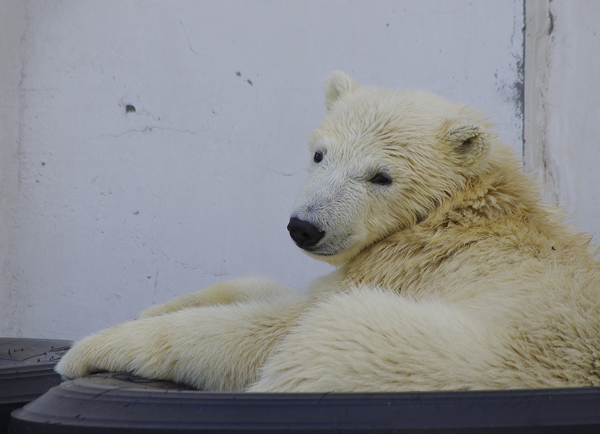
[544,5,558,205]
[520,0,527,161]
[1,0,30,336]
[523,0,557,204]
[17,1,31,199]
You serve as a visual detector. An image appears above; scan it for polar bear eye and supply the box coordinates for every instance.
[370,173,392,186]
[313,151,324,163]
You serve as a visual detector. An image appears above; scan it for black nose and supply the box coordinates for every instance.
[287,217,325,249]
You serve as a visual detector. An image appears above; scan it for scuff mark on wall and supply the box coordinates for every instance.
[512,3,526,142]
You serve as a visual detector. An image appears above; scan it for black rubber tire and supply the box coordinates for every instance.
[9,372,600,433]
[0,338,71,434]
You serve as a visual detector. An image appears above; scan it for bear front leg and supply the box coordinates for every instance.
[56,295,304,391]
[137,277,292,319]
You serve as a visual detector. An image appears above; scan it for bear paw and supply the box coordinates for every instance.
[55,335,102,379]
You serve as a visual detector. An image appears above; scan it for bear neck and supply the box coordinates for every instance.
[339,150,574,294]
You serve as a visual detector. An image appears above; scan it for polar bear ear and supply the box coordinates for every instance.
[325,71,359,110]
[440,120,492,167]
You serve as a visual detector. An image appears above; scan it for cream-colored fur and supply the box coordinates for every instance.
[136,277,292,319]
[56,72,600,392]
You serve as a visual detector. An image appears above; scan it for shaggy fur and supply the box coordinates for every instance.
[56,71,600,393]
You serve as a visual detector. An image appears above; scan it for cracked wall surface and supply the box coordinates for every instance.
[3,0,586,340]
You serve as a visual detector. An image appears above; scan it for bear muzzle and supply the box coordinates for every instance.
[287,217,325,250]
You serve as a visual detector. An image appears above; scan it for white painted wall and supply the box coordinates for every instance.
[0,0,562,341]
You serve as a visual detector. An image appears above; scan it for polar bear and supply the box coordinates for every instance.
[56,71,600,393]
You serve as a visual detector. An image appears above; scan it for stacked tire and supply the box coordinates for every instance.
[0,338,71,434]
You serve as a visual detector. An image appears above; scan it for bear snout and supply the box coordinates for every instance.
[287,217,325,249]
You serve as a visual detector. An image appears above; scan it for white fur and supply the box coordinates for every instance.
[57,72,600,392]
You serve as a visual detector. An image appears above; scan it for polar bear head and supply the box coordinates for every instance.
[288,71,495,266]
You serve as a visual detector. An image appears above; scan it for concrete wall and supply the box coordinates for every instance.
[524,0,600,243]
[1,1,594,341]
